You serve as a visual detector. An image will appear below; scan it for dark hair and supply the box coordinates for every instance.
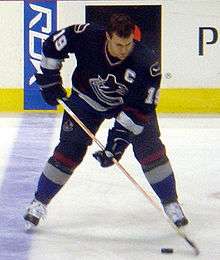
[106,13,135,38]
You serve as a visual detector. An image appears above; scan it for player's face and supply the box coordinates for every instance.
[106,32,134,60]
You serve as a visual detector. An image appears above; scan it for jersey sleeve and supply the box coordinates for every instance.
[40,23,93,73]
[116,50,161,135]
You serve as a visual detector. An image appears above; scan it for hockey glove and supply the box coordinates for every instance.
[93,122,133,167]
[93,150,114,168]
[35,73,67,106]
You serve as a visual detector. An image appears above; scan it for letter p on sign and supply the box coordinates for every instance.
[199,27,218,55]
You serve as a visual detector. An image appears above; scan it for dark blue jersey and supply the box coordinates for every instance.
[41,23,161,129]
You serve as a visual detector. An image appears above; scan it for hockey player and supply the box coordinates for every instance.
[24,14,188,229]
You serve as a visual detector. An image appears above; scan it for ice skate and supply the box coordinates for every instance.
[163,201,189,227]
[24,199,47,231]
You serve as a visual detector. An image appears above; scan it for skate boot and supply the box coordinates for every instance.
[24,199,47,230]
[163,201,189,227]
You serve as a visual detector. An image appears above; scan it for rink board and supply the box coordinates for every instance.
[1,88,220,113]
[0,0,220,112]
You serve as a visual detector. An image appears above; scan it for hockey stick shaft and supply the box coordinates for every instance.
[58,98,199,256]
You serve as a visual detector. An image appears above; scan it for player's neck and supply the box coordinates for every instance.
[105,42,122,66]
[107,48,121,62]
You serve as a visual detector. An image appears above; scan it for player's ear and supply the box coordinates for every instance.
[106,32,111,40]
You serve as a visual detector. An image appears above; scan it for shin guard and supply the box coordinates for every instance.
[35,153,77,205]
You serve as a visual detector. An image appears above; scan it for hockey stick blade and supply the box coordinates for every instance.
[57,98,200,256]
[168,220,200,256]
[183,233,200,256]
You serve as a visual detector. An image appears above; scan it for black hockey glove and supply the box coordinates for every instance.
[93,122,133,167]
[35,73,67,106]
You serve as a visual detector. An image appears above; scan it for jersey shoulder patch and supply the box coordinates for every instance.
[150,61,161,77]
[73,23,90,33]
[132,43,161,77]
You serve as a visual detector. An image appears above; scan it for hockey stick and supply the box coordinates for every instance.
[57,98,200,256]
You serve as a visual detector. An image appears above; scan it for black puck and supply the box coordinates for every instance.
[161,248,174,254]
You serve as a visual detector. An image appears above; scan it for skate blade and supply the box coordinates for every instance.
[24,221,36,232]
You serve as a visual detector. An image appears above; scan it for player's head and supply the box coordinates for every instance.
[106,13,135,60]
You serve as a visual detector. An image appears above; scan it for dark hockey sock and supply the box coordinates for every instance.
[35,173,62,205]
[150,174,178,204]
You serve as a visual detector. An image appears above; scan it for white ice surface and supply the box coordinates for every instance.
[0,113,220,260]
[0,114,22,188]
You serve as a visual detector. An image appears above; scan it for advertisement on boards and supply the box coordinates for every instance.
[24,0,57,110]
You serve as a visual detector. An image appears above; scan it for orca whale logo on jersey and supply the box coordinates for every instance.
[89,74,128,107]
